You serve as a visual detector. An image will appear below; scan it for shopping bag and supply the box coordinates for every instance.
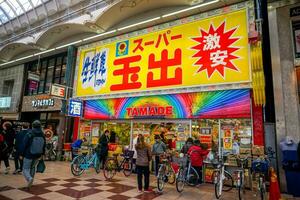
[36,159,46,173]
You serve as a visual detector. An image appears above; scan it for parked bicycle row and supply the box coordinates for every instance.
[70,132,275,200]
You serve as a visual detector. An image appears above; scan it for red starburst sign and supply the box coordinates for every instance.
[191,22,240,78]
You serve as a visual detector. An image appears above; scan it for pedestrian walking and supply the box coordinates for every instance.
[0,122,15,174]
[13,123,30,174]
[135,134,152,193]
[20,120,46,189]
[181,137,193,154]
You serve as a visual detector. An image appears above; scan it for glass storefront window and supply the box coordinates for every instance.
[296,67,300,103]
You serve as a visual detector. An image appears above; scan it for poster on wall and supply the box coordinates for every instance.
[292,21,300,59]
[76,9,250,97]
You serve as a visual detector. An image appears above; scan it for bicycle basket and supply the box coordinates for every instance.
[251,160,269,173]
[123,150,134,158]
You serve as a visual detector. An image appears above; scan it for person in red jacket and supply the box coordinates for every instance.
[187,139,209,184]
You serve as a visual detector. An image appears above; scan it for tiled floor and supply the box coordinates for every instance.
[0,161,299,200]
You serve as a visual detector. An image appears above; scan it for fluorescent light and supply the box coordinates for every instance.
[34,48,55,56]
[117,17,161,31]
[0,60,15,66]
[55,40,83,49]
[82,30,117,41]
[14,55,35,62]
[162,0,220,18]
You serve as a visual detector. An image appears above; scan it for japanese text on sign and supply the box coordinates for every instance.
[68,99,83,117]
[76,10,250,97]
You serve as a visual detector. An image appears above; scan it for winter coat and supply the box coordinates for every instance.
[136,145,152,166]
[98,134,109,156]
[187,145,209,167]
[21,128,46,159]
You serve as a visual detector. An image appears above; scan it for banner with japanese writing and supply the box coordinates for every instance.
[76,9,250,97]
[84,89,251,119]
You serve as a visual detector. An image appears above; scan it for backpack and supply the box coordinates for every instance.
[28,131,45,156]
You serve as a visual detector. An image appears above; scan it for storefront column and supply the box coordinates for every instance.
[130,120,133,149]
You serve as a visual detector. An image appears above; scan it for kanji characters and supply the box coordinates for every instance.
[147,48,182,88]
[203,33,221,50]
[110,55,142,91]
[81,49,108,91]
[210,50,228,67]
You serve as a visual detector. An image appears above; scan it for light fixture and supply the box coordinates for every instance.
[34,48,55,56]
[82,30,117,41]
[14,54,35,62]
[117,17,161,31]
[162,0,220,18]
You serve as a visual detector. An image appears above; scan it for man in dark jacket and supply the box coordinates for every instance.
[13,123,30,174]
[20,120,46,189]
[98,130,110,168]
[1,122,16,174]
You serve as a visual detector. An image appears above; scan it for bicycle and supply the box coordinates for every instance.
[103,150,134,180]
[156,152,176,192]
[71,147,100,176]
[251,157,269,200]
[175,152,201,193]
[212,155,234,199]
[234,155,250,200]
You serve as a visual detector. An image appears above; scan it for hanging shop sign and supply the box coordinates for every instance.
[50,84,66,98]
[0,97,11,108]
[21,95,63,112]
[291,6,300,17]
[76,9,250,97]
[28,72,40,82]
[84,89,251,119]
[68,99,83,117]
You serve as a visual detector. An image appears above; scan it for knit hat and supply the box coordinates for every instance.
[32,120,41,128]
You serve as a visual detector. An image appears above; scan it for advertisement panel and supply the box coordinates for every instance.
[84,89,251,119]
[76,9,250,97]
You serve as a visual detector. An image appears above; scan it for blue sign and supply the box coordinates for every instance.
[68,99,83,117]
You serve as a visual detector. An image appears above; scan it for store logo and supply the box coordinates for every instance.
[126,106,173,117]
[116,40,129,57]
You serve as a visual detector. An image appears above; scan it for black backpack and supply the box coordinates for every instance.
[27,131,45,157]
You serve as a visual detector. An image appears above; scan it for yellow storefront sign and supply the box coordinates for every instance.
[76,9,250,97]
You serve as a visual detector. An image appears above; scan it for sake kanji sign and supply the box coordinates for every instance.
[76,9,250,97]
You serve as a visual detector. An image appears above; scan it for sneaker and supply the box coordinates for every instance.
[13,170,18,175]
[144,188,153,193]
[4,167,10,174]
[138,190,143,193]
[27,179,34,189]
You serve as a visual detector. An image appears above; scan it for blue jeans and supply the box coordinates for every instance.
[23,158,38,183]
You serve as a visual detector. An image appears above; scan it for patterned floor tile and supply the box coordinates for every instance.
[94,191,116,198]
[75,181,91,185]
[22,196,47,200]
[64,178,81,182]
[46,185,67,192]
[32,183,56,188]
[57,188,101,198]
[85,178,103,183]
[51,180,69,185]
[0,194,13,200]
[84,182,102,187]
[0,189,34,200]
[19,186,51,196]
[0,186,15,192]
[106,183,135,193]
[41,178,60,182]
[72,185,91,191]
[136,192,161,200]
[39,192,75,200]
[60,182,79,188]
[109,194,132,200]
[96,185,114,191]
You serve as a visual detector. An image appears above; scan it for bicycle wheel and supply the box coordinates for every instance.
[187,167,198,186]
[94,157,101,174]
[157,165,165,192]
[259,177,266,200]
[122,159,133,177]
[223,171,234,192]
[213,171,222,199]
[167,164,175,184]
[71,155,85,176]
[176,168,185,193]
[103,158,117,180]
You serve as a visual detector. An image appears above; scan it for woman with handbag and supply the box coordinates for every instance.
[135,134,152,193]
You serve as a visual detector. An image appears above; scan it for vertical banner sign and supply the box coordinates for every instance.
[68,99,83,117]
[76,10,250,97]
